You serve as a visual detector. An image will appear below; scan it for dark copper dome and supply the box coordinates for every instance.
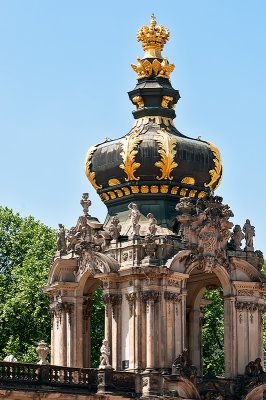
[84,16,222,227]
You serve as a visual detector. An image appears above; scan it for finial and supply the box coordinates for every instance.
[80,193,91,217]
[136,16,170,58]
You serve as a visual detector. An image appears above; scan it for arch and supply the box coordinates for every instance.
[230,257,265,282]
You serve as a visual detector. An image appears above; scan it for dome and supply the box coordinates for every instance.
[84,15,222,227]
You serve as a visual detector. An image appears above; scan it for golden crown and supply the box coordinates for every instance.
[137,14,170,58]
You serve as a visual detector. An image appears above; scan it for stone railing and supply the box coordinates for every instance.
[0,362,98,390]
[0,362,136,394]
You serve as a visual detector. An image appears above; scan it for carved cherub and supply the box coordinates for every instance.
[99,339,111,368]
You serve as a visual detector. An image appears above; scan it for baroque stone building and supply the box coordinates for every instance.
[1,15,266,400]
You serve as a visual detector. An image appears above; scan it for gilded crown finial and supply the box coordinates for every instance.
[137,15,170,58]
[131,16,174,80]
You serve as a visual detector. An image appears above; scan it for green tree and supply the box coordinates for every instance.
[90,287,105,367]
[202,288,224,376]
[0,207,56,362]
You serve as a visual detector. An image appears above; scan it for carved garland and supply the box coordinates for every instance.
[154,129,178,180]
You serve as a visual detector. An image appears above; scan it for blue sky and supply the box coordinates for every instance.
[0,1,265,254]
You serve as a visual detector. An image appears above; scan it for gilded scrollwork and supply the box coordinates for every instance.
[131,57,175,80]
[84,146,102,190]
[119,130,143,181]
[205,142,222,189]
[154,130,178,180]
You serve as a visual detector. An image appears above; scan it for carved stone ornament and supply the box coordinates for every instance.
[176,194,234,273]
[172,348,197,382]
[80,193,91,217]
[229,224,244,250]
[108,216,122,240]
[143,234,157,257]
[126,293,137,317]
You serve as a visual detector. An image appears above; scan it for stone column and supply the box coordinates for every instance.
[224,296,237,377]
[126,292,137,370]
[73,296,84,367]
[174,298,183,359]
[103,293,122,370]
[82,297,92,368]
[142,291,160,371]
[59,304,67,366]
[188,307,202,372]
[134,291,141,370]
[64,302,74,367]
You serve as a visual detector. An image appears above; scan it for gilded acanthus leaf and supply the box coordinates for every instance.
[204,142,222,189]
[84,145,102,190]
[119,130,143,181]
[154,130,178,180]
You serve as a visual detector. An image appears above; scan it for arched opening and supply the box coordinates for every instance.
[90,287,105,367]
[202,287,224,376]
[186,266,225,377]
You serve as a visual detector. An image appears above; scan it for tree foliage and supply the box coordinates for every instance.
[0,207,56,362]
[90,287,105,367]
[202,288,224,376]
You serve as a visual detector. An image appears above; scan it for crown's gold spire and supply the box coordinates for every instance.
[137,14,170,58]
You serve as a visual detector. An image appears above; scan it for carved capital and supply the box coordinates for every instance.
[103,293,122,321]
[141,290,161,302]
[164,291,181,302]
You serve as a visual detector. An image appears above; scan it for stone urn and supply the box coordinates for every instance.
[36,341,49,365]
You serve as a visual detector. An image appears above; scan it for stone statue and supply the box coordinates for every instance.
[57,224,67,253]
[80,193,91,217]
[128,202,141,236]
[99,339,111,369]
[36,341,49,365]
[230,224,244,250]
[108,216,122,240]
[172,349,197,383]
[243,219,255,251]
[147,213,157,236]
